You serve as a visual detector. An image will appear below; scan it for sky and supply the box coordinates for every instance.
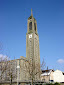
[0,0,64,72]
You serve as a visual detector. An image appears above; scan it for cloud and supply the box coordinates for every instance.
[0,54,7,58]
[57,59,64,64]
[0,54,9,61]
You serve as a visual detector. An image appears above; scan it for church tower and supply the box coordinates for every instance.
[26,9,40,80]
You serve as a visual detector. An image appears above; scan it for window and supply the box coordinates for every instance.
[34,23,36,31]
[29,22,32,30]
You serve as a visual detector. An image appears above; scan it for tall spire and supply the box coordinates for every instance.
[31,9,33,16]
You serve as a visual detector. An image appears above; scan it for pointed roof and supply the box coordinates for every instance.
[28,9,36,20]
[41,69,54,76]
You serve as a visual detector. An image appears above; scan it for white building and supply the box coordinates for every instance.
[41,69,54,82]
[53,70,64,82]
[41,69,64,83]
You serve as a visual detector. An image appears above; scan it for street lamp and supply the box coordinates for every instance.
[17,65,20,85]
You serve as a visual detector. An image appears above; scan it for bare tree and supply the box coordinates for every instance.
[0,55,9,81]
[40,58,46,71]
[6,60,17,85]
[0,43,17,85]
[25,58,46,85]
[0,55,17,85]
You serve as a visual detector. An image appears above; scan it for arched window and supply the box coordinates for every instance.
[29,22,32,30]
[34,23,36,31]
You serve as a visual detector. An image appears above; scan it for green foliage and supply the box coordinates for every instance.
[44,82,60,85]
[45,83,51,85]
[50,83,54,85]
[54,82,60,85]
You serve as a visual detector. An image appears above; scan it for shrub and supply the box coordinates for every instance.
[54,82,60,85]
[50,83,54,85]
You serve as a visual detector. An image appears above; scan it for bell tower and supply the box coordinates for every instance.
[26,9,40,80]
[27,9,37,34]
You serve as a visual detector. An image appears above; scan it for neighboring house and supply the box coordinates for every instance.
[41,69,64,83]
[53,70,64,82]
[40,69,54,82]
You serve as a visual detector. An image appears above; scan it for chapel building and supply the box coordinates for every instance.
[0,10,40,82]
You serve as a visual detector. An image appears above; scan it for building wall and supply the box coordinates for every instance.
[40,75,50,82]
[50,71,54,80]
[53,70,64,82]
[0,57,28,82]
[0,60,17,81]
[20,57,29,81]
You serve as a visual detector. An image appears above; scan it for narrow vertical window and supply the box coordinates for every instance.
[29,22,32,30]
[34,23,36,31]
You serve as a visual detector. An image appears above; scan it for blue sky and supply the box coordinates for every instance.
[0,0,64,71]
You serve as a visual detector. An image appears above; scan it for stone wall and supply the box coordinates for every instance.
[0,82,64,85]
[0,82,26,85]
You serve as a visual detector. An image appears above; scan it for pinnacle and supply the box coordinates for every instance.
[31,9,33,16]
